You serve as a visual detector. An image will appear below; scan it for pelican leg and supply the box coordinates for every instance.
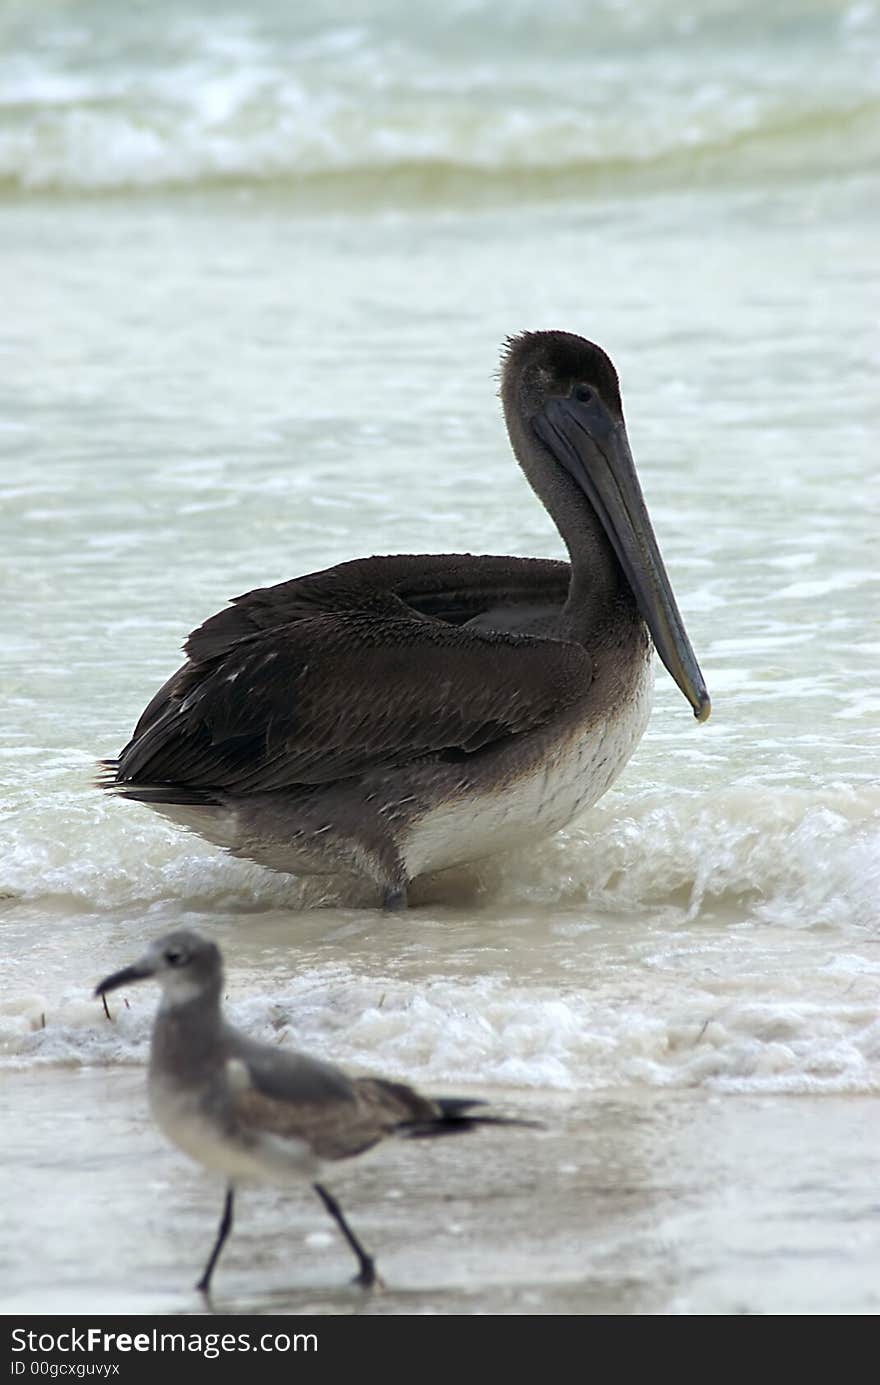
[313,1182,378,1288]
[382,886,408,912]
[196,1184,234,1295]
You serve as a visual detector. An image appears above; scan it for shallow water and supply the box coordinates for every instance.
[1,0,879,1315]
[6,1071,880,1316]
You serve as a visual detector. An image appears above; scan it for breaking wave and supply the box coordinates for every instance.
[1,3,878,196]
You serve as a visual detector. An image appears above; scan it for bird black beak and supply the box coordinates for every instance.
[95,960,155,998]
[534,390,710,722]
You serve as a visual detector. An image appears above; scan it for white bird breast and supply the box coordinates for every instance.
[149,1070,321,1185]
[401,658,654,878]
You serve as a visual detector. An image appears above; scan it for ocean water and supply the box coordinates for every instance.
[1,0,879,1315]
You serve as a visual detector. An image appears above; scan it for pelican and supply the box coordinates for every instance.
[100,331,710,908]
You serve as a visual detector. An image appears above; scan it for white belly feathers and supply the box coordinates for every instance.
[402,656,654,878]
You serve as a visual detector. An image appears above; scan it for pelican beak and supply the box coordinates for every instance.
[533,390,710,722]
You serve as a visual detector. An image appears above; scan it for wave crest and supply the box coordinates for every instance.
[1,31,877,197]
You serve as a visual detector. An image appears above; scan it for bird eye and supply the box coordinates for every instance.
[574,384,593,404]
[165,949,185,966]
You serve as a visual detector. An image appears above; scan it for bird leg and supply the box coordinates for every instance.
[313,1182,378,1288]
[196,1184,234,1295]
[381,886,408,912]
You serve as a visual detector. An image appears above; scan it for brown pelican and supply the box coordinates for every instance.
[100,331,710,908]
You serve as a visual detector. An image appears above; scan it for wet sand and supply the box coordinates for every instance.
[4,1067,879,1316]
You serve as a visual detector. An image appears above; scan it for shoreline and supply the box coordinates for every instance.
[4,1068,879,1316]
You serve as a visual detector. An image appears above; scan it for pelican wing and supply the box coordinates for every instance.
[110,556,591,793]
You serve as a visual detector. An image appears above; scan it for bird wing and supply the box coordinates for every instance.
[229,1085,387,1161]
[110,556,592,792]
[229,1087,387,1161]
[229,1032,358,1106]
[226,1054,428,1162]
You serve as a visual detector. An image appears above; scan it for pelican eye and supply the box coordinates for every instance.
[573,384,593,404]
[164,948,187,967]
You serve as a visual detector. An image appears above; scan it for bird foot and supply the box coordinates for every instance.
[352,1260,383,1291]
[381,887,407,912]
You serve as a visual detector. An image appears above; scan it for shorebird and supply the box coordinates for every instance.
[96,928,535,1295]
[100,331,709,907]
